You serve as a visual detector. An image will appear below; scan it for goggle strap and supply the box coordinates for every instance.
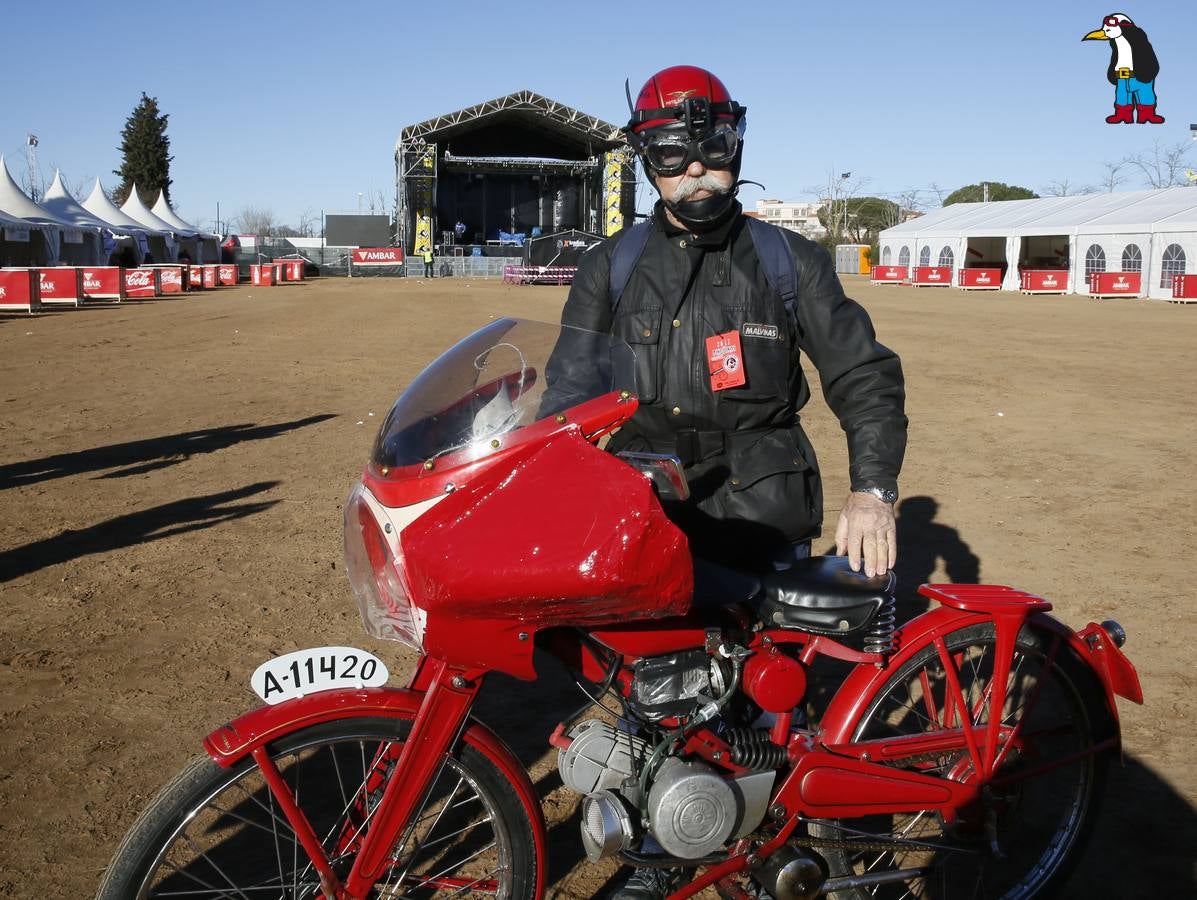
[628,100,745,126]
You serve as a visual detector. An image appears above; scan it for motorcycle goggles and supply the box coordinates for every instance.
[640,122,745,177]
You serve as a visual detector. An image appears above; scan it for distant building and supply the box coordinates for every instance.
[754,199,826,238]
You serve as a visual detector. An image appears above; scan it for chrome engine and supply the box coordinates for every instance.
[557,649,777,861]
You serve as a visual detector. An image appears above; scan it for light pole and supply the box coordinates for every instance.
[357,192,364,214]
[839,172,851,242]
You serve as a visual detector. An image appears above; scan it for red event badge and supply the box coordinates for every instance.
[705,330,746,391]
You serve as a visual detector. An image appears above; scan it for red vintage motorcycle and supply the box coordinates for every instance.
[98,318,1142,899]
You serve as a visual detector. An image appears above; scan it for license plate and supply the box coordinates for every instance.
[251,646,389,705]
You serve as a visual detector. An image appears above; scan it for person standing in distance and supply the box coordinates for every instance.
[555,62,908,898]
[422,246,435,278]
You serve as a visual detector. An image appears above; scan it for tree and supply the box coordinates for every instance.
[1097,161,1127,193]
[943,182,1038,205]
[1042,178,1092,197]
[234,206,279,236]
[816,196,899,244]
[113,93,173,207]
[1123,140,1194,188]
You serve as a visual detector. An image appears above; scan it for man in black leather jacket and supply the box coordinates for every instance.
[558,65,906,582]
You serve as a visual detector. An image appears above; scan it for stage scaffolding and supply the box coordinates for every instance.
[394,91,636,254]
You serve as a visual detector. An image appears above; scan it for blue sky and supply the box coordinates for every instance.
[2,0,1194,231]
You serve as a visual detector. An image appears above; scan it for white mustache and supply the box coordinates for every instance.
[670,172,734,202]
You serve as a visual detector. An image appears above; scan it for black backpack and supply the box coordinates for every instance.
[607,216,800,318]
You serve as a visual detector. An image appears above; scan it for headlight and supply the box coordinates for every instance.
[343,483,425,651]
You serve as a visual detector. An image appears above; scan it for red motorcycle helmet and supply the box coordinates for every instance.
[624,65,748,230]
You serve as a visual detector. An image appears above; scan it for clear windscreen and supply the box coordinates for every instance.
[371,318,637,470]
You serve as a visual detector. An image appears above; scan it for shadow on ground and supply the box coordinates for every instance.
[0,414,335,489]
[0,481,281,582]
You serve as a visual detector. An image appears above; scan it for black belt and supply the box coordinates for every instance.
[674,428,726,466]
[673,425,780,467]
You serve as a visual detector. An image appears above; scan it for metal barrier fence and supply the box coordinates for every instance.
[233,242,515,279]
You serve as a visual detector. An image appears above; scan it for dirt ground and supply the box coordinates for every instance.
[0,273,1194,898]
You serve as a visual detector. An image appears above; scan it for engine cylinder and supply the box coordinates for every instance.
[558,720,649,795]
[647,757,737,858]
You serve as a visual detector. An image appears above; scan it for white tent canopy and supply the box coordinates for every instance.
[122,184,202,262]
[0,156,105,265]
[82,179,175,263]
[151,192,219,262]
[879,187,1197,298]
[41,171,144,264]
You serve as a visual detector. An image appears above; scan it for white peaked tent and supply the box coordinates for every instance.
[41,171,143,266]
[82,180,175,263]
[879,187,1197,299]
[0,206,57,267]
[151,193,219,262]
[122,184,201,263]
[0,156,104,265]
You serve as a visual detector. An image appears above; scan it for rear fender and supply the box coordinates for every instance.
[819,605,986,745]
[203,686,548,896]
[817,606,1141,748]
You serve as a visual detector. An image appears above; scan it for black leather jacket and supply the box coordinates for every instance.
[556,202,907,565]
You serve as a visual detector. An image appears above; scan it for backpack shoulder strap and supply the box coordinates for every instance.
[607,221,654,315]
[745,216,799,315]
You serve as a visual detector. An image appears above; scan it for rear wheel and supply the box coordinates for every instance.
[812,622,1111,898]
[97,717,538,899]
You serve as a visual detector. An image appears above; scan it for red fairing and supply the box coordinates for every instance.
[402,430,693,679]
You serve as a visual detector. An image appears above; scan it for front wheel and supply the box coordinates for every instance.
[97,717,538,899]
[811,621,1112,899]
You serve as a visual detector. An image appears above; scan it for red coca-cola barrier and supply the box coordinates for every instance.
[283,259,305,281]
[0,269,42,314]
[869,266,906,284]
[957,267,1002,290]
[1020,270,1067,294]
[218,264,239,286]
[911,266,951,287]
[180,266,202,292]
[202,265,218,289]
[250,264,275,286]
[273,261,286,282]
[1173,274,1197,301]
[81,266,126,301]
[124,268,161,298]
[1088,271,1141,298]
[156,266,186,294]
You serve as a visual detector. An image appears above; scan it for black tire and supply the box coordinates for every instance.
[97,716,538,899]
[811,622,1112,899]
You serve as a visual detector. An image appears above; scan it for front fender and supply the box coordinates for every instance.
[203,686,548,897]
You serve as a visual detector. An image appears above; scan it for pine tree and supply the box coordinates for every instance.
[113,93,173,206]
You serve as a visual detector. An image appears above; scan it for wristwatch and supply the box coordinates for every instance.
[855,486,898,504]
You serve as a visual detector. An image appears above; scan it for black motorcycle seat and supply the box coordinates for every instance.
[758,556,894,635]
[691,555,894,637]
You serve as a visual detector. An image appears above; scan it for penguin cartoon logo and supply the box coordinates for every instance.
[1083,13,1165,124]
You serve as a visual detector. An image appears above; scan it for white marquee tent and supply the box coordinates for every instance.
[0,156,104,266]
[41,171,146,266]
[122,185,202,263]
[878,187,1197,299]
[82,180,175,263]
[151,192,219,262]
[0,207,56,267]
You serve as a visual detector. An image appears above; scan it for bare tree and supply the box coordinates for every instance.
[234,206,279,236]
[1097,161,1127,192]
[1043,178,1077,197]
[926,182,948,207]
[296,207,318,238]
[1124,140,1194,188]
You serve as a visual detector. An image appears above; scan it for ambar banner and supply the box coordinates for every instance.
[352,248,404,265]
